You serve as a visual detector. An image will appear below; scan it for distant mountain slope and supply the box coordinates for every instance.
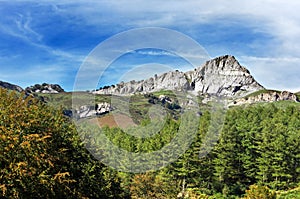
[229,89,299,106]
[0,80,23,92]
[93,55,264,97]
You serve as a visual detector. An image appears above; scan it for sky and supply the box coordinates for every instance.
[0,0,300,92]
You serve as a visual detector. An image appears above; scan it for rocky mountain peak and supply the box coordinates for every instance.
[185,55,263,96]
[201,55,250,74]
[93,55,264,97]
[25,83,65,94]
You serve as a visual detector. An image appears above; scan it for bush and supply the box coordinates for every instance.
[243,185,276,199]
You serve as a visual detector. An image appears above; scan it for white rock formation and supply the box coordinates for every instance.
[93,55,263,97]
[158,95,173,104]
[26,83,64,94]
[76,102,112,119]
[229,90,299,106]
[185,55,263,96]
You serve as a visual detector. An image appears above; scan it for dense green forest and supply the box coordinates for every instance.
[0,88,300,198]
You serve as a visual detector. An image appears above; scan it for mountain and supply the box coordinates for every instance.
[93,55,264,97]
[25,83,65,94]
[0,80,23,92]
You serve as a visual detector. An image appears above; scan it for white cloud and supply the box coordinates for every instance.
[239,55,300,92]
[15,13,43,41]
[52,1,300,56]
[133,50,177,57]
[2,1,300,91]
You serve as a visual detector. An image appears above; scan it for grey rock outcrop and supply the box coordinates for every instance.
[185,55,263,96]
[75,102,112,119]
[26,83,65,94]
[93,55,263,97]
[230,90,299,106]
[0,80,23,92]
[158,95,173,104]
[94,70,190,95]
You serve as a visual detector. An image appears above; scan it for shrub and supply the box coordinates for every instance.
[243,185,276,199]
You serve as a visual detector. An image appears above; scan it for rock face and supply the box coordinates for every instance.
[230,90,299,106]
[0,80,23,92]
[75,102,112,119]
[158,95,173,104]
[185,55,263,96]
[94,71,190,95]
[93,55,264,97]
[26,83,64,94]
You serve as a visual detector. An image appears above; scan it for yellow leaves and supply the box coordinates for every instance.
[20,141,31,148]
[6,162,29,177]
[54,172,70,180]
[0,184,7,196]
[59,148,69,153]
[53,172,76,184]
[16,162,27,168]
[37,135,51,142]
[8,143,14,149]
[22,133,51,142]
[26,134,40,139]
[47,160,54,168]
[0,88,84,197]
[40,179,48,185]
[4,147,10,151]
[38,173,50,185]
[0,134,6,141]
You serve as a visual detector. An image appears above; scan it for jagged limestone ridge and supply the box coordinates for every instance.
[93,55,264,97]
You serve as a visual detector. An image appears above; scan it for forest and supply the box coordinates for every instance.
[0,88,299,198]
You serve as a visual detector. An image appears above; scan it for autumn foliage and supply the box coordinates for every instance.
[0,89,122,198]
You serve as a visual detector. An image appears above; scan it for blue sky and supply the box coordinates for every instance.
[0,1,300,92]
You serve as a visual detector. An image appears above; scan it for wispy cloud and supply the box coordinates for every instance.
[15,12,43,41]
[133,49,177,57]
[0,11,85,64]
[240,56,300,63]
[239,55,300,92]
[0,1,300,91]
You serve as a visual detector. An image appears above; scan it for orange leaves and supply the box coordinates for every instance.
[25,134,40,140]
[0,88,87,197]
[16,162,27,168]
[0,134,6,141]
[37,135,52,142]
[47,160,54,168]
[53,172,76,184]
[20,141,31,148]
[0,184,7,196]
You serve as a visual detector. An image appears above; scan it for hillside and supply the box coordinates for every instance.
[57,91,300,198]
[12,55,296,123]
[0,80,23,92]
[0,63,299,198]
